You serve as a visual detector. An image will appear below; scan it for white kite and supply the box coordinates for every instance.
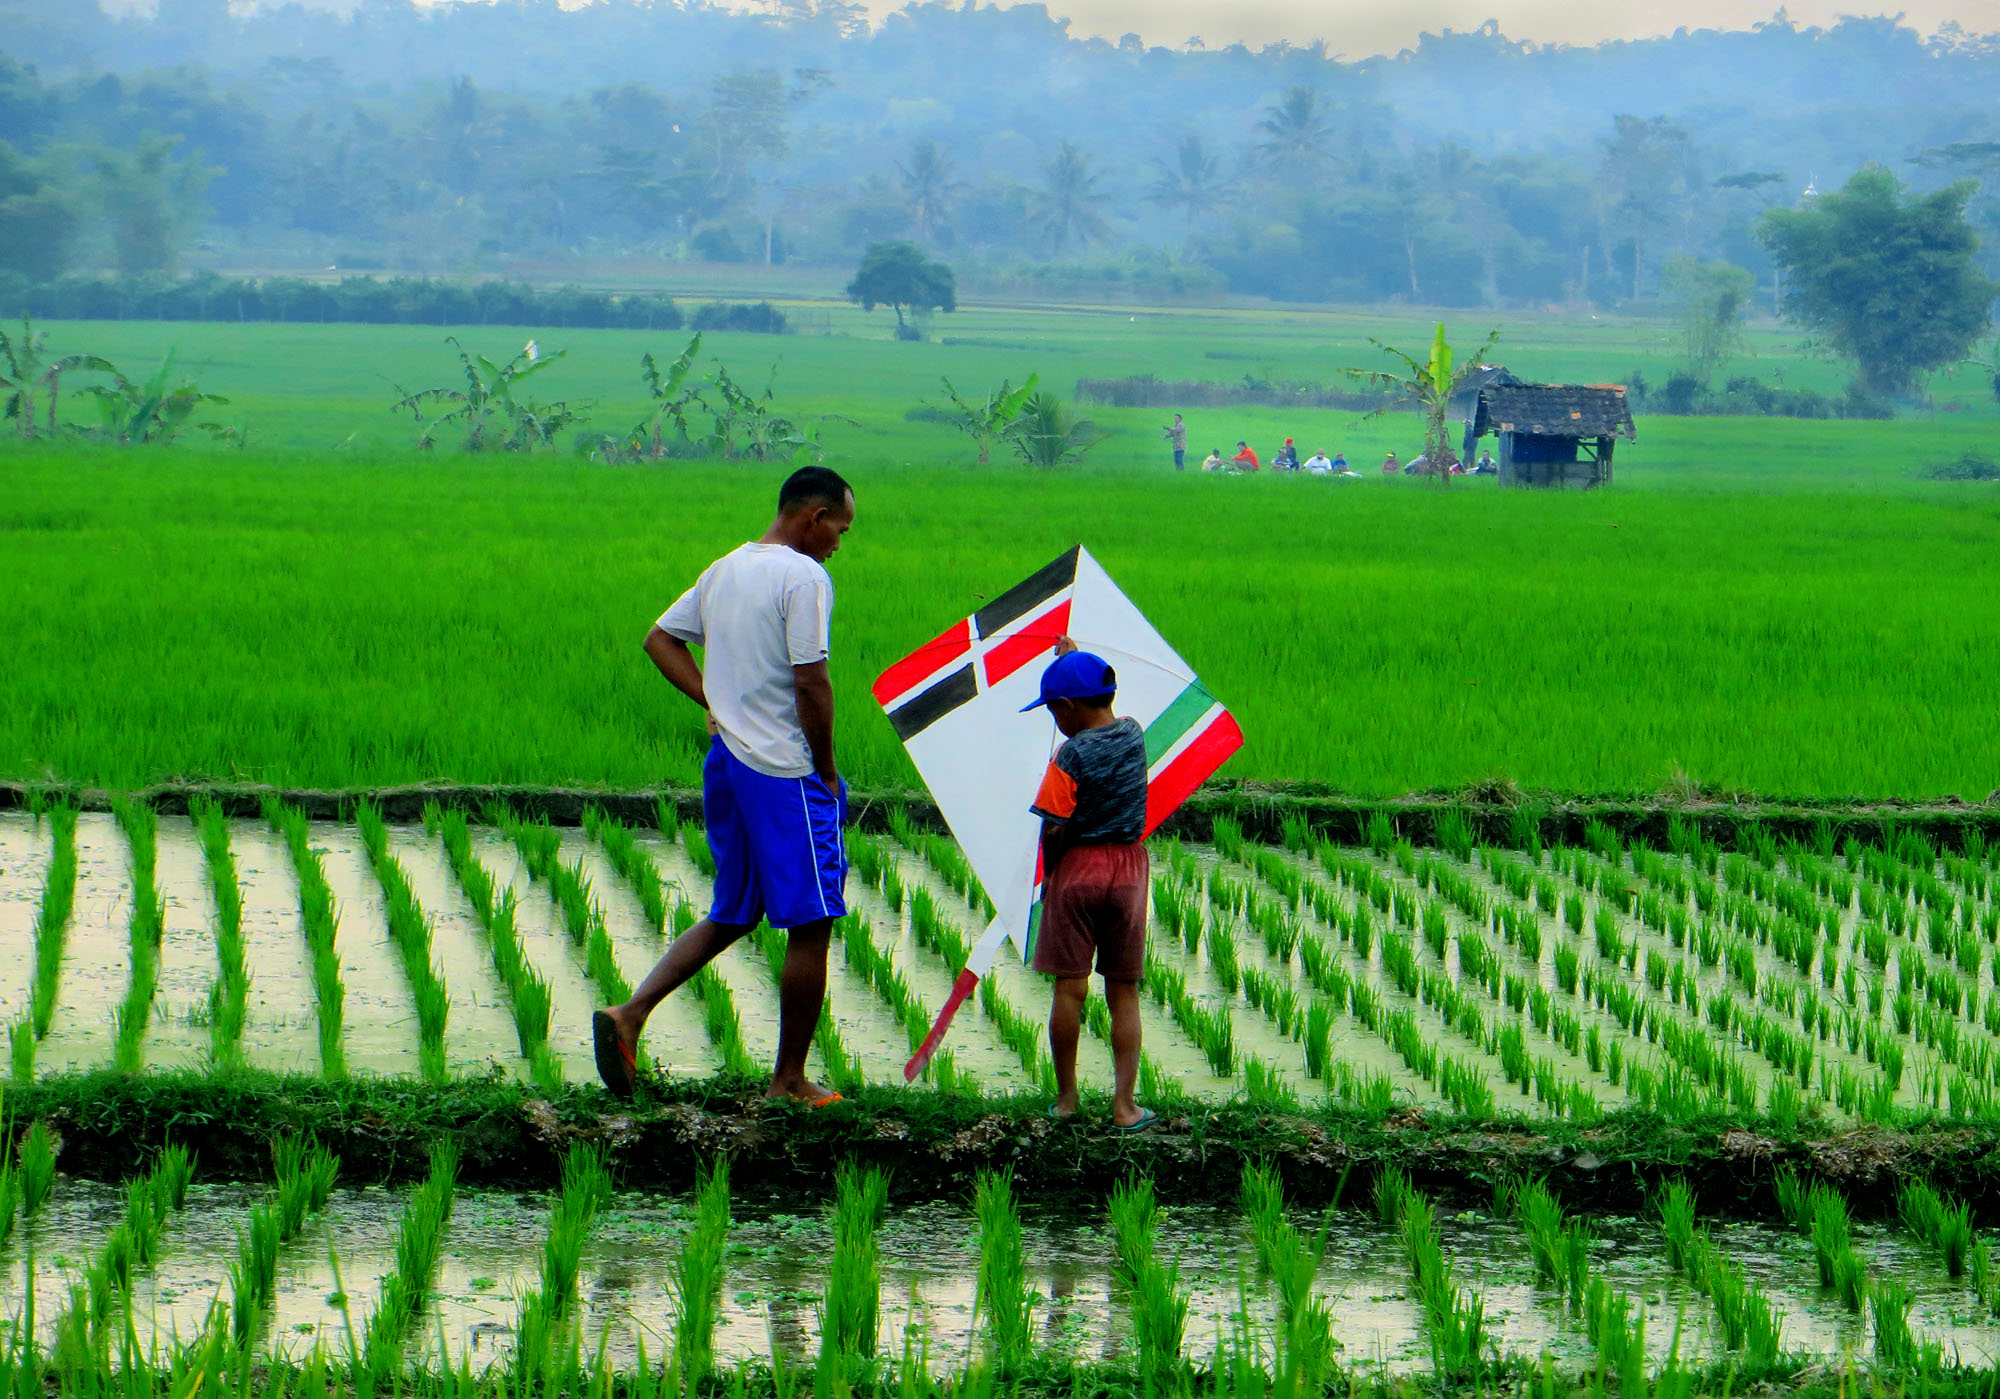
[871,545,1243,1079]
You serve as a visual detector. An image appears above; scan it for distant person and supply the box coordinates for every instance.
[1162,413,1187,471]
[1405,452,1428,475]
[1381,452,1400,474]
[1233,441,1261,471]
[1272,438,1300,470]
[1473,451,1497,476]
[594,466,856,1105]
[1201,447,1224,472]
[1027,640,1154,1133]
[1303,449,1333,474]
[1332,452,1349,473]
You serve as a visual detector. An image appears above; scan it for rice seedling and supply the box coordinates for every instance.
[495,806,635,1007]
[18,1120,56,1214]
[272,1133,340,1239]
[585,804,669,931]
[1516,1178,1591,1305]
[539,1143,614,1313]
[1899,1178,1976,1280]
[1241,1162,1335,1381]
[1581,1278,1650,1398]
[820,1161,890,1380]
[1108,1174,1190,1383]
[266,799,348,1077]
[109,797,165,1074]
[28,803,78,1043]
[692,966,760,1076]
[191,797,251,1068]
[431,803,558,1082]
[973,1168,1035,1369]
[227,1200,283,1339]
[1397,1185,1487,1378]
[360,1138,459,1378]
[357,800,453,1080]
[669,1159,731,1381]
[1871,1278,1932,1371]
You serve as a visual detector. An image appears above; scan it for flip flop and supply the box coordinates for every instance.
[804,1092,843,1109]
[591,1010,637,1099]
[1046,1106,1075,1122]
[1114,1108,1158,1135]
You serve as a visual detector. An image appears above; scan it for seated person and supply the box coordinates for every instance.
[1331,452,1350,474]
[1381,452,1400,474]
[1472,451,1497,475]
[1232,441,1261,471]
[1303,449,1333,474]
[1201,447,1225,472]
[1272,438,1300,470]
[1405,452,1428,475]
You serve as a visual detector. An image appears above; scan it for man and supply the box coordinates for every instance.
[1162,413,1187,471]
[1272,438,1299,471]
[1232,440,1260,472]
[593,466,856,1104]
[1303,449,1333,474]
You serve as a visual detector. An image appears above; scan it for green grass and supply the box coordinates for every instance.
[1,306,1998,802]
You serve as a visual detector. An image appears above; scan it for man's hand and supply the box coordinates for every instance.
[793,658,837,789]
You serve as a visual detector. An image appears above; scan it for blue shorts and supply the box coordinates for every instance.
[703,738,847,929]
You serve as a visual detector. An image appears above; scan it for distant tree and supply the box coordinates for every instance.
[1255,87,1334,176]
[898,140,960,244]
[1598,114,1691,300]
[1031,141,1110,257]
[1004,390,1098,468]
[938,372,1037,464]
[845,240,956,340]
[0,141,75,282]
[1758,165,2000,397]
[1144,135,1232,244]
[1661,258,1755,383]
[90,136,213,275]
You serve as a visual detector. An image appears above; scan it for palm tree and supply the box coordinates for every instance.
[1031,141,1111,256]
[898,140,960,244]
[1255,86,1335,177]
[1144,135,1233,243]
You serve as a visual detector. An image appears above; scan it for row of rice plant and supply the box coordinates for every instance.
[229,1134,339,1340]
[848,828,906,910]
[1374,1168,1487,1379]
[18,802,78,1081]
[1240,1162,1336,1382]
[834,913,971,1091]
[489,803,632,1005]
[1508,1178,1591,1306]
[819,1162,889,1384]
[668,1160,732,1381]
[426,802,559,1087]
[1107,1174,1190,1385]
[190,797,251,1068]
[972,1168,1035,1368]
[264,799,348,1076]
[1655,1180,1783,1363]
[356,801,452,1081]
[355,1139,460,1379]
[887,805,993,919]
[1772,1170,1933,1367]
[111,798,165,1074]
[514,1143,615,1385]
[51,1143,194,1360]
[584,804,671,933]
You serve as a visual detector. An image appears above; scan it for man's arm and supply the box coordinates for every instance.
[643,626,708,710]
[793,659,837,785]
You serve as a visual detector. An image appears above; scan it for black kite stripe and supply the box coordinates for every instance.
[888,664,979,741]
[973,546,1080,640]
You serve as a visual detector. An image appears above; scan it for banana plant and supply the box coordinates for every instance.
[939,373,1039,464]
[392,338,583,451]
[1346,322,1500,483]
[76,351,235,445]
[1003,389,1099,468]
[0,316,116,439]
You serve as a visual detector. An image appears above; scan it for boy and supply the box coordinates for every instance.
[1023,641,1154,1131]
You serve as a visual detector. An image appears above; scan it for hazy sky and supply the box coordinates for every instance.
[188,0,1995,58]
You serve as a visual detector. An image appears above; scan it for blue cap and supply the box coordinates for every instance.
[1020,650,1117,712]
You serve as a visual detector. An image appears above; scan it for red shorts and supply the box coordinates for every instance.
[1031,842,1149,981]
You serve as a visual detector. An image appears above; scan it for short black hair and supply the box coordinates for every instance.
[779,466,852,514]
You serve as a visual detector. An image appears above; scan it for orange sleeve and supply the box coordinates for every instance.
[1030,761,1078,821]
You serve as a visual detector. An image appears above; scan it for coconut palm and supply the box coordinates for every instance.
[1256,86,1335,176]
[898,140,961,244]
[1145,135,1233,243]
[1030,141,1111,257]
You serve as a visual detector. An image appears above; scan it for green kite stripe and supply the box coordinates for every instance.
[1144,680,1218,767]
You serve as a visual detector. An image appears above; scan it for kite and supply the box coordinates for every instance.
[870,545,1244,1080]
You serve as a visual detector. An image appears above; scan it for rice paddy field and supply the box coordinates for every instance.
[5,790,2000,1392]
[3,301,2000,1396]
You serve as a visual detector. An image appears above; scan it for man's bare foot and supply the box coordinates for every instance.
[766,1078,840,1105]
[1050,1093,1080,1121]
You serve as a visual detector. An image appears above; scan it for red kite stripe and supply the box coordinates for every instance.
[981,600,1072,688]
[1143,711,1244,837]
[871,618,971,706]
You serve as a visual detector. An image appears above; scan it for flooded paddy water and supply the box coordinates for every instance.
[12,1179,2000,1374]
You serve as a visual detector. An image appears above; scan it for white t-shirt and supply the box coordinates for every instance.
[657,542,833,778]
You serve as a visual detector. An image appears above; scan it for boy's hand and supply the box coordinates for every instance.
[1053,635,1078,656]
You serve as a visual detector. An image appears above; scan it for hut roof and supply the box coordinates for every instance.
[1474,382,1636,440]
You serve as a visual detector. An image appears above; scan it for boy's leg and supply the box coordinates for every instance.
[1048,976,1089,1117]
[769,916,834,1100]
[607,916,754,1047]
[1104,978,1144,1127]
